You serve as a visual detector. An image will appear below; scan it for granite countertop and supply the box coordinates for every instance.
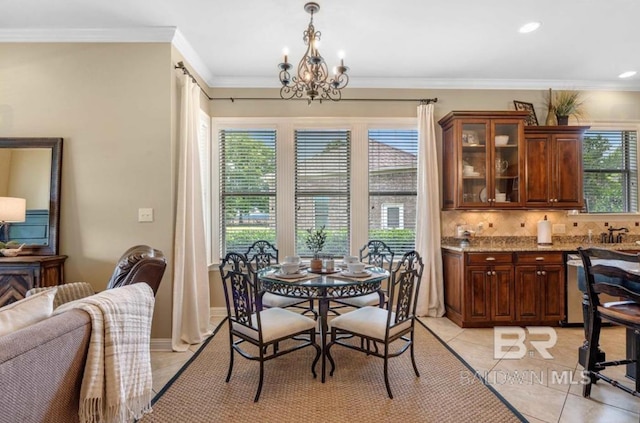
[441,236,640,253]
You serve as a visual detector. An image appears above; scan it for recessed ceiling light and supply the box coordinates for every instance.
[519,22,541,33]
[618,71,637,79]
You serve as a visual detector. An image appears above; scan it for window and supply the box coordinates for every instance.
[219,129,276,255]
[295,129,350,257]
[368,129,418,252]
[210,118,417,263]
[583,129,638,213]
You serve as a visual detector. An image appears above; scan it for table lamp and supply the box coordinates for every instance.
[0,197,26,235]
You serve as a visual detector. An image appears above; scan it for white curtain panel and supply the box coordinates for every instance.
[172,75,211,351]
[415,103,445,317]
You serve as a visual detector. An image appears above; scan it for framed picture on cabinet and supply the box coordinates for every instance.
[513,101,539,126]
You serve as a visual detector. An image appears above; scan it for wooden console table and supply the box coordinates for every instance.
[0,255,67,307]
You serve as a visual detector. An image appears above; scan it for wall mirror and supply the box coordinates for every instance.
[0,138,62,255]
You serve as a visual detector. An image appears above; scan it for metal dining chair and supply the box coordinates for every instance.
[578,246,640,399]
[244,240,314,315]
[219,252,321,402]
[326,250,424,398]
[331,240,395,310]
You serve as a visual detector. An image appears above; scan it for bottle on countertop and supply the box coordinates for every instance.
[587,229,593,244]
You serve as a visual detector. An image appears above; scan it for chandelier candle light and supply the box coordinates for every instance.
[278,2,349,103]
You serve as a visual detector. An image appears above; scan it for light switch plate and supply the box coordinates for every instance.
[138,208,154,222]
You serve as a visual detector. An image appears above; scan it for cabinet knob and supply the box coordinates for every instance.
[541,270,547,275]
[485,257,496,261]
[486,271,492,276]
[492,271,496,275]
[535,257,544,261]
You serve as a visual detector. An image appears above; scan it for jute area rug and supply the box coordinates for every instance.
[141,320,525,423]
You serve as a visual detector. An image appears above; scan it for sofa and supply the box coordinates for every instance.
[0,244,167,423]
[0,308,91,423]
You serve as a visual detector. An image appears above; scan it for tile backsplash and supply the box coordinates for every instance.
[441,210,640,241]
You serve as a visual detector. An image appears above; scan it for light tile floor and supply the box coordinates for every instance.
[421,317,640,423]
[150,316,640,422]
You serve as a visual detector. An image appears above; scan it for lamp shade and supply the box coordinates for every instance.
[0,197,26,222]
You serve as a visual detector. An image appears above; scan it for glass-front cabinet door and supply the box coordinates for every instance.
[492,120,521,207]
[460,122,488,207]
[439,111,527,210]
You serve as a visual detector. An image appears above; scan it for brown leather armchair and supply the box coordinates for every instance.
[106,245,167,295]
[26,245,167,304]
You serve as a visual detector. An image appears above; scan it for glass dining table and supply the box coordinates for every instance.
[257,266,390,382]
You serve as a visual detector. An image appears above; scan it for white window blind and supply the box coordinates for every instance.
[583,129,638,213]
[219,129,276,255]
[295,129,350,257]
[368,129,418,253]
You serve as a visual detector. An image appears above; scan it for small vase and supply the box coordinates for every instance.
[556,115,569,125]
[545,88,555,125]
[310,258,323,272]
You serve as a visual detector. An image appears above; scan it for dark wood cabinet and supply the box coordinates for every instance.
[0,255,67,307]
[523,126,589,209]
[442,249,564,327]
[439,111,528,210]
[514,252,566,322]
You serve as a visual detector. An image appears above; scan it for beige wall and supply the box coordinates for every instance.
[0,43,175,338]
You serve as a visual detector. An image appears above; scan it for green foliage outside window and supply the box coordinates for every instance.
[583,132,637,213]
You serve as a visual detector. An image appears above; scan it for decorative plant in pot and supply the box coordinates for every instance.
[545,89,585,125]
[305,225,327,271]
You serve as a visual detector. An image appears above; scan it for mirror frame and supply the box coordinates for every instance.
[0,138,62,255]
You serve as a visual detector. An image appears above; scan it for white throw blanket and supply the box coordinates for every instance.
[54,283,155,423]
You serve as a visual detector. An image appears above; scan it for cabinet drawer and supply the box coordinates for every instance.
[516,252,564,265]
[466,253,513,265]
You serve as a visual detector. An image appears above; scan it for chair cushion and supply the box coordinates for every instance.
[262,292,306,308]
[329,306,412,340]
[0,288,58,336]
[336,292,385,308]
[232,307,316,343]
[599,301,640,325]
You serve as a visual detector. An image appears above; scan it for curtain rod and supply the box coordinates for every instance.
[174,62,438,105]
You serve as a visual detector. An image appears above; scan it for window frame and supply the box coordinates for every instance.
[209,117,416,265]
[572,121,640,221]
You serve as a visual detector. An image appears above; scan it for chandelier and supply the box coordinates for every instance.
[278,2,349,102]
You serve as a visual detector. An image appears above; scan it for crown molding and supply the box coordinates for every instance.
[0,27,177,42]
[209,75,640,91]
[171,29,216,87]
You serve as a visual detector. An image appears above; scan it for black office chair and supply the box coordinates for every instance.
[219,252,321,402]
[326,250,424,398]
[578,246,640,398]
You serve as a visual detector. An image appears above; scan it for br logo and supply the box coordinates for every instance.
[493,326,557,359]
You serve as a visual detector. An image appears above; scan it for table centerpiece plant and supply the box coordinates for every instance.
[305,225,326,271]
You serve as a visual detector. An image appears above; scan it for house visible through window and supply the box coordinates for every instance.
[368,129,418,252]
[583,129,638,213]
[211,118,417,263]
[218,129,276,255]
[295,129,351,257]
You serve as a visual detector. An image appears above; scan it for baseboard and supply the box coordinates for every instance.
[150,307,227,351]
